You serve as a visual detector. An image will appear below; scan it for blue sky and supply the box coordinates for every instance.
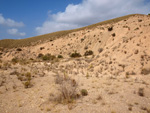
[0,0,150,40]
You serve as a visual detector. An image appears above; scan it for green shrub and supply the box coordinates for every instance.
[25,72,31,81]
[81,38,84,42]
[11,57,19,63]
[57,55,63,58]
[42,54,56,61]
[24,81,31,88]
[38,53,44,58]
[80,89,88,96]
[42,54,50,60]
[70,52,81,58]
[84,50,93,56]
[42,55,50,60]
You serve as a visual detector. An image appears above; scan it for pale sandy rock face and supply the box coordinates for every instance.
[0,15,150,113]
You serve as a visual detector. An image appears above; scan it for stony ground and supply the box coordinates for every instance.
[0,57,150,113]
[0,14,150,113]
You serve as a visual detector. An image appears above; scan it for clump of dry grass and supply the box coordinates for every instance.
[50,73,79,104]
[16,72,33,88]
[141,68,150,75]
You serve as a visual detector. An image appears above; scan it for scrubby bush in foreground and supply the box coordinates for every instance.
[50,73,79,104]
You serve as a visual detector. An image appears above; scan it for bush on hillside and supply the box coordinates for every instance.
[57,55,63,58]
[141,68,150,75]
[38,53,44,58]
[98,48,103,53]
[70,52,81,58]
[108,27,113,31]
[16,48,22,51]
[84,50,93,56]
[42,54,56,61]
[11,57,19,63]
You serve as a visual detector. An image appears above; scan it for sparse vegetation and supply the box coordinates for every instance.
[141,68,150,75]
[134,49,139,54]
[80,89,88,96]
[0,14,150,112]
[42,54,56,61]
[138,88,144,97]
[81,38,84,42]
[134,27,139,30]
[108,27,113,31]
[16,48,22,51]
[84,50,93,56]
[112,33,116,37]
[40,47,45,50]
[84,46,88,50]
[98,48,103,53]
[70,52,81,58]
[138,19,142,22]
[57,55,63,59]
[51,73,79,104]
[0,14,140,48]
[126,71,136,76]
[11,57,19,64]
[97,95,102,100]
[24,81,32,88]
[38,53,44,58]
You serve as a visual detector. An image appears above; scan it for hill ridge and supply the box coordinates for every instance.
[0,14,144,48]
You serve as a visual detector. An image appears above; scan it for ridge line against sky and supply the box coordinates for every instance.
[0,0,150,39]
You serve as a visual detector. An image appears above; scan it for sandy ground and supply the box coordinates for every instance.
[0,14,150,113]
[0,58,150,113]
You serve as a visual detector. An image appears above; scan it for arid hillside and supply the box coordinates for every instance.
[0,14,150,113]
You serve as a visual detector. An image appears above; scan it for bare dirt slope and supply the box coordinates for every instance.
[0,14,150,113]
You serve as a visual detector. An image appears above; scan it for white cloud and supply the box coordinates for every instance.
[36,0,150,35]
[7,28,26,36]
[0,14,24,27]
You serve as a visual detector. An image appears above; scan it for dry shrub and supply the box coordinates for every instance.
[98,48,103,53]
[16,48,22,51]
[70,52,81,58]
[11,57,19,64]
[84,50,93,56]
[141,68,150,75]
[52,73,79,104]
[138,88,144,97]
[108,27,113,31]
